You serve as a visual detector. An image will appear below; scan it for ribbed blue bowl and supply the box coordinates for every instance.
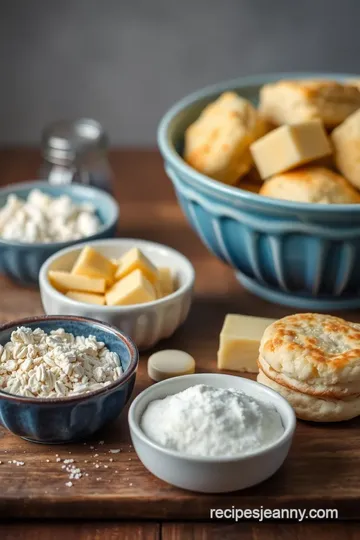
[0,316,138,443]
[0,181,119,285]
[158,72,360,310]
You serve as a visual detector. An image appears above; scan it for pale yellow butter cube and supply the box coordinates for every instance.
[66,290,105,305]
[154,281,163,299]
[250,121,332,179]
[48,271,106,294]
[217,314,276,373]
[72,246,117,285]
[115,248,158,284]
[157,267,174,297]
[331,108,360,190]
[106,269,156,306]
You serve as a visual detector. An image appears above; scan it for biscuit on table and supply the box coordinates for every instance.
[257,313,360,422]
[257,370,360,422]
[257,355,360,399]
[259,80,360,128]
[259,166,360,204]
[184,91,268,185]
[331,108,360,189]
[260,313,360,387]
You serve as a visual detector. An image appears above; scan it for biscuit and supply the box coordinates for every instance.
[257,355,360,399]
[259,80,360,128]
[257,370,360,422]
[331,108,360,189]
[260,313,360,387]
[259,167,360,204]
[184,91,268,185]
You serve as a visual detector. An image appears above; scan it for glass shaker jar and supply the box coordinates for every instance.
[39,118,113,194]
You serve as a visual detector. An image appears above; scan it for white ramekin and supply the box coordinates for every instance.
[128,373,296,493]
[39,238,195,350]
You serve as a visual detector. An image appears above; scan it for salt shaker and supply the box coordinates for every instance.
[39,118,113,194]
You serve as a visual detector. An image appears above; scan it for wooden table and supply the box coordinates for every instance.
[0,149,359,540]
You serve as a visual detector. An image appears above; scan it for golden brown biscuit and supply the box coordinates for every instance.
[259,80,360,128]
[259,167,360,204]
[257,355,360,399]
[260,313,360,387]
[331,108,360,189]
[257,370,360,422]
[184,91,268,185]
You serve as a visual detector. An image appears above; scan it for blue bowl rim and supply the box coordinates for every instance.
[0,314,138,404]
[0,180,119,248]
[157,71,360,213]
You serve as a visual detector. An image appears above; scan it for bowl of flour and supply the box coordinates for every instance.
[128,373,296,493]
[0,181,119,284]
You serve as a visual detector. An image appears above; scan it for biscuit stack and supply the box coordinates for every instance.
[257,313,360,422]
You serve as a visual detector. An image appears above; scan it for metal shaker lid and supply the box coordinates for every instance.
[41,118,109,163]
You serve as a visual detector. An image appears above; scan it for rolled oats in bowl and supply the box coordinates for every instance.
[0,326,123,398]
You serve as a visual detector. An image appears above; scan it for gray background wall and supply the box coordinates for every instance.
[0,0,359,146]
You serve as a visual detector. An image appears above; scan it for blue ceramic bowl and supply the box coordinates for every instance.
[0,315,138,443]
[0,181,119,284]
[158,72,360,310]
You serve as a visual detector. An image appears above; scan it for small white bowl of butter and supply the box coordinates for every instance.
[128,373,296,493]
[39,238,195,350]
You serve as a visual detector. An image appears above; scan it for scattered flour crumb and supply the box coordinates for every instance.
[109,449,120,454]
[65,481,73,488]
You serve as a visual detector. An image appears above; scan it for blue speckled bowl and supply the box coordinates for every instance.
[0,315,138,443]
[0,181,119,284]
[158,72,360,310]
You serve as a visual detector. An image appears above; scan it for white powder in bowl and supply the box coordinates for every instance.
[140,384,284,457]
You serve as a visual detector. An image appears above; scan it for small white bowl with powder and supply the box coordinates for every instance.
[128,373,296,493]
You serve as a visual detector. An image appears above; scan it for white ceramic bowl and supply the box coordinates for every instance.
[128,373,296,493]
[39,238,195,350]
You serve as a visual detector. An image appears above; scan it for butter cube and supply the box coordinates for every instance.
[157,267,174,297]
[106,269,156,306]
[217,314,276,373]
[48,271,106,294]
[154,281,163,299]
[115,248,158,284]
[331,108,360,189]
[66,291,105,305]
[72,246,117,285]
[250,121,332,179]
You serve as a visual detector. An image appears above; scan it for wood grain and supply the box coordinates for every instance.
[0,522,160,540]
[163,523,360,540]
[0,150,359,521]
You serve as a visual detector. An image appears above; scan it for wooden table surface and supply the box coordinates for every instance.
[0,149,359,540]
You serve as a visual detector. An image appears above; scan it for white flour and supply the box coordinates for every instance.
[141,384,284,457]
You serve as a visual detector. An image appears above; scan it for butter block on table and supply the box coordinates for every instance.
[66,291,105,305]
[250,120,332,180]
[106,268,156,306]
[72,246,117,285]
[115,247,158,284]
[217,314,276,373]
[48,271,106,294]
